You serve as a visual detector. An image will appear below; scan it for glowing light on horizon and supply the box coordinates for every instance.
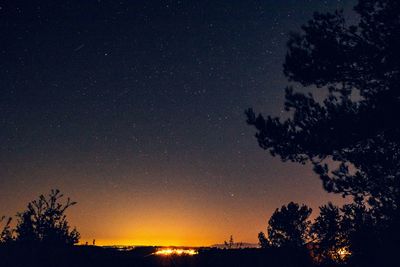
[155,248,198,256]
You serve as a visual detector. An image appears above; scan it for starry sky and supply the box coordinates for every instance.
[0,0,356,246]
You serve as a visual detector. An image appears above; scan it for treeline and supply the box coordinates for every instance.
[257,200,391,266]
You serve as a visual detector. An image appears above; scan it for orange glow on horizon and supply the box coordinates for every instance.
[79,238,213,247]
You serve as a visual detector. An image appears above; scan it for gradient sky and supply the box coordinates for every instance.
[0,0,356,246]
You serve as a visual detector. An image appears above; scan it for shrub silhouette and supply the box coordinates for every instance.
[15,189,80,246]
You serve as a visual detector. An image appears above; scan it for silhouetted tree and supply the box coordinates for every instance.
[0,216,13,245]
[311,203,346,263]
[258,231,269,248]
[224,235,235,249]
[340,203,379,266]
[267,202,312,248]
[15,189,80,246]
[246,0,400,215]
[246,1,400,264]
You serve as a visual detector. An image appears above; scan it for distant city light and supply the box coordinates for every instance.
[155,248,198,256]
[336,246,351,261]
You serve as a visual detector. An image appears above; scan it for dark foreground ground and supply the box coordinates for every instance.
[0,245,317,267]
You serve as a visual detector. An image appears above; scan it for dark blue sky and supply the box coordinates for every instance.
[0,0,355,245]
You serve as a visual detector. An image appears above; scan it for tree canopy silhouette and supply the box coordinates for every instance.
[0,216,13,245]
[15,189,80,246]
[265,202,312,248]
[339,202,379,266]
[246,0,400,221]
[311,203,346,263]
[246,0,400,265]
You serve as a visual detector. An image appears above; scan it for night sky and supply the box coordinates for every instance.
[1,0,355,246]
